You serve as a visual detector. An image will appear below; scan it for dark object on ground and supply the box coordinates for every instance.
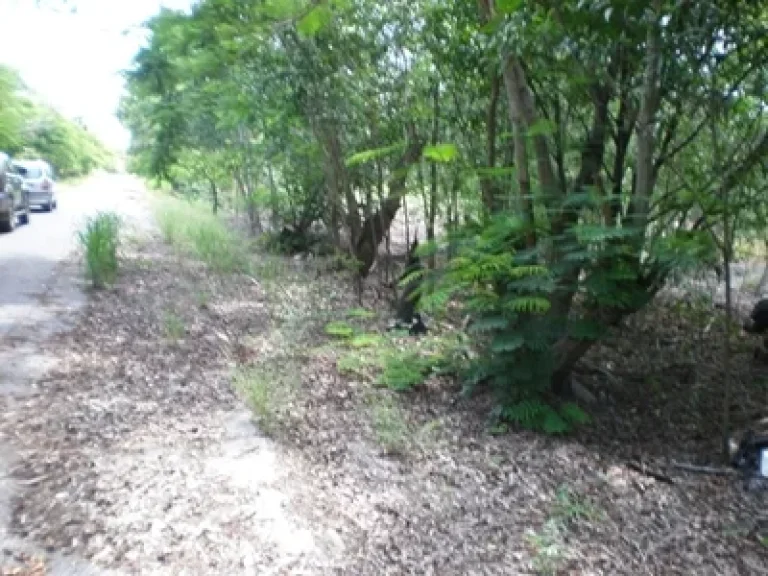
[743,299,768,334]
[395,236,424,324]
[743,299,768,361]
[727,420,768,490]
[409,313,428,336]
[386,313,429,336]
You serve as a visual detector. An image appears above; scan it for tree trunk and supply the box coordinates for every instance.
[267,163,279,230]
[480,72,501,215]
[428,81,439,269]
[353,128,424,277]
[210,180,218,215]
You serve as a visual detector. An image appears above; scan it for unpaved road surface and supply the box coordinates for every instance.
[0,173,337,575]
[1,172,146,574]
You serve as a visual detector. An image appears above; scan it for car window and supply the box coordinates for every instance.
[14,166,42,178]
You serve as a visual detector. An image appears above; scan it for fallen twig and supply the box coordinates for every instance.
[626,461,675,485]
[670,461,737,476]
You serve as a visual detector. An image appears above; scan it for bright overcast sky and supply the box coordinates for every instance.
[0,0,195,152]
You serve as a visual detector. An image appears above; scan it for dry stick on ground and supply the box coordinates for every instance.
[670,461,737,476]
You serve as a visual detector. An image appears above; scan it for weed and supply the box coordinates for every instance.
[77,211,121,289]
[325,321,354,339]
[368,394,410,455]
[526,485,603,575]
[337,350,386,376]
[345,307,377,320]
[526,519,566,576]
[153,196,250,273]
[378,351,432,390]
[349,333,385,348]
[233,361,298,435]
[196,290,211,308]
[163,311,185,341]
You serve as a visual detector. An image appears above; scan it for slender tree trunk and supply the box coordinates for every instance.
[428,82,439,269]
[267,164,279,231]
[210,180,218,215]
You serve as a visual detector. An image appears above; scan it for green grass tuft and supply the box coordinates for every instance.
[77,211,121,289]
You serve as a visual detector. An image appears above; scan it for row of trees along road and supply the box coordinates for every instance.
[120,0,768,432]
[0,65,115,178]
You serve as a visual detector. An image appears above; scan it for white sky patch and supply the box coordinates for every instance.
[0,0,195,152]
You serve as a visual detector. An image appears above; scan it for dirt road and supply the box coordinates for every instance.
[0,172,147,574]
[0,173,334,575]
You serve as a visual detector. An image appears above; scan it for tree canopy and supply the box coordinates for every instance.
[121,0,768,431]
[0,64,115,178]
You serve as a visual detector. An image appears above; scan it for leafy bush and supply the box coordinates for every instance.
[78,211,121,288]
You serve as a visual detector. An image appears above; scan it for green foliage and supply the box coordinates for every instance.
[163,311,185,342]
[77,212,121,289]
[423,143,458,163]
[153,194,250,273]
[378,351,433,391]
[345,307,377,320]
[367,393,410,455]
[121,0,768,439]
[349,333,385,348]
[0,65,114,177]
[324,321,355,339]
[499,400,590,435]
[233,361,298,435]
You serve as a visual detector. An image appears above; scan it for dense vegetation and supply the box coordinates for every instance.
[0,64,115,178]
[120,0,768,433]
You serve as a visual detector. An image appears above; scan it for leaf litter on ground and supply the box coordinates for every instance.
[0,207,767,574]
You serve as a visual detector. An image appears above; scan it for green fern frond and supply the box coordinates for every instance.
[560,402,590,425]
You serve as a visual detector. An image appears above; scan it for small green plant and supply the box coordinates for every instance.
[77,211,121,288]
[526,519,566,576]
[377,351,433,390]
[345,307,377,320]
[324,321,354,339]
[551,486,602,522]
[196,290,210,308]
[163,311,185,341]
[349,333,384,348]
[499,400,590,435]
[337,349,387,375]
[368,394,410,455]
[526,485,603,575]
[233,362,298,435]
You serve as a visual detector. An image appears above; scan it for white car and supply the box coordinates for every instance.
[12,159,57,212]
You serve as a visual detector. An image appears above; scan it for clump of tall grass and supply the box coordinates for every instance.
[78,211,121,288]
[153,196,250,273]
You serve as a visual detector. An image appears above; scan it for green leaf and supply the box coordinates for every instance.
[560,402,590,425]
[496,0,524,14]
[423,143,458,163]
[349,333,384,348]
[345,142,406,167]
[527,118,557,137]
[297,4,333,37]
[325,321,354,338]
[543,411,569,435]
[491,333,524,353]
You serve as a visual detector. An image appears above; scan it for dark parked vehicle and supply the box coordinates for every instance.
[0,152,30,233]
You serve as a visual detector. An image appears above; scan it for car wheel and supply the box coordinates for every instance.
[19,199,30,225]
[0,213,15,233]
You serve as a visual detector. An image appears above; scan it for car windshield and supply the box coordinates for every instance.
[13,165,43,179]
